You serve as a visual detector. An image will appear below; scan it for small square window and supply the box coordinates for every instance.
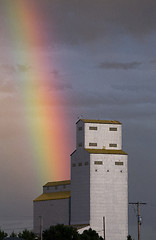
[78,127,82,131]
[109,143,117,147]
[78,162,82,166]
[79,143,82,147]
[89,143,97,146]
[115,161,123,166]
[85,162,89,166]
[89,126,97,130]
[94,161,103,165]
[72,163,76,167]
[109,127,117,131]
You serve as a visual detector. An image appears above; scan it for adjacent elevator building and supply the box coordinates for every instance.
[33,119,128,240]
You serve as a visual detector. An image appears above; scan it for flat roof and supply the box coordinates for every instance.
[44,180,71,187]
[85,148,127,155]
[33,191,71,202]
[76,119,121,124]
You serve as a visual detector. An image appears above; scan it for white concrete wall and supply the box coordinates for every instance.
[70,148,90,225]
[90,153,128,240]
[33,198,70,234]
[84,123,122,150]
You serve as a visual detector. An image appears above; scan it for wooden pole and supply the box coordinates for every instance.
[137,203,140,240]
[129,202,146,240]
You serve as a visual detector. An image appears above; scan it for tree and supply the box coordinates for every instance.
[18,229,37,240]
[10,232,17,238]
[0,229,7,240]
[127,235,133,240]
[43,224,80,240]
[80,228,103,240]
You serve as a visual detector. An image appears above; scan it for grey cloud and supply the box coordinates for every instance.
[0,64,16,74]
[0,80,17,93]
[50,71,73,90]
[29,0,156,46]
[43,80,72,92]
[111,84,156,93]
[17,64,31,72]
[67,89,156,127]
[1,0,155,48]
[99,61,142,70]
[70,87,156,110]
[149,59,156,64]
[51,70,59,77]
[52,81,72,91]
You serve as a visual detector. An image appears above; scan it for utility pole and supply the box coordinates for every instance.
[129,202,146,240]
[39,216,43,240]
[103,216,106,240]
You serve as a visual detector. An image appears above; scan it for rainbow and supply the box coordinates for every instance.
[2,1,71,182]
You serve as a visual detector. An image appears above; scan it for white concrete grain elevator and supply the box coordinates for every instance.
[70,119,128,240]
[34,119,128,240]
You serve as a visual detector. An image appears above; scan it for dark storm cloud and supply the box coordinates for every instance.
[0,2,155,239]
[68,88,156,127]
[33,0,156,46]
[1,0,155,48]
[71,87,156,109]
[99,61,142,70]
[0,0,156,48]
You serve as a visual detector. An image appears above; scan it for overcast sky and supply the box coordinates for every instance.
[0,1,156,239]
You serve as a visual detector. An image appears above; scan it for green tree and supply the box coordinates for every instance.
[18,229,37,240]
[10,232,17,238]
[127,235,133,240]
[43,224,80,240]
[80,228,103,240]
[0,229,7,240]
